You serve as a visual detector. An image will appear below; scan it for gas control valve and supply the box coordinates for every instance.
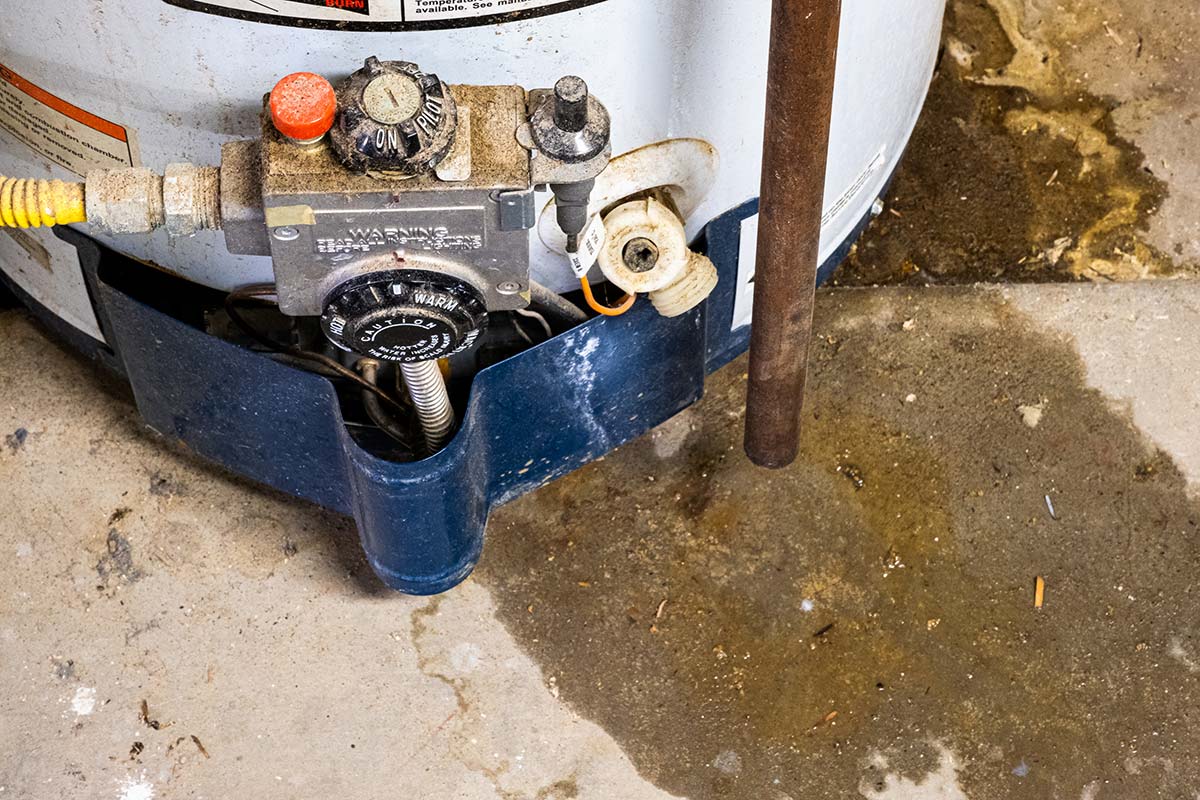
[218,58,614,334]
[329,57,458,175]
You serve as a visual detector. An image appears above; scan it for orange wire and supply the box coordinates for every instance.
[579,275,636,317]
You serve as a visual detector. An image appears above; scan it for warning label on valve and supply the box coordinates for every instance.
[0,64,137,176]
[164,0,606,29]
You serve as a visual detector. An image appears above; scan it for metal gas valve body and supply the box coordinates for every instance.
[223,58,612,363]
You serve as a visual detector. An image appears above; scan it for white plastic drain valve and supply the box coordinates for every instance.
[597,197,718,318]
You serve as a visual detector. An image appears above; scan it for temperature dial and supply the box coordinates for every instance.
[329,57,457,175]
[321,271,487,363]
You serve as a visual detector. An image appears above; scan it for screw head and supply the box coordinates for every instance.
[496,281,522,295]
[622,237,661,273]
[272,226,300,242]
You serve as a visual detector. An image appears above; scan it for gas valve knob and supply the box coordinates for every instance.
[529,76,610,165]
[329,57,458,175]
[321,271,487,363]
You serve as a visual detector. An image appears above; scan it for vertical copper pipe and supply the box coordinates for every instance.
[744,0,843,469]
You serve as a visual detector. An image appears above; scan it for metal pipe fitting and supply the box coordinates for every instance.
[550,178,594,253]
[86,165,223,237]
[163,163,222,237]
[84,168,165,235]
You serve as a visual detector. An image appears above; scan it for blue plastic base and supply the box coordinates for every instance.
[2,197,875,595]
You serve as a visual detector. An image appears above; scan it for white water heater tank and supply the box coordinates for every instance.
[0,0,944,341]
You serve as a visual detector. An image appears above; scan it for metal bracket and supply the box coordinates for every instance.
[492,189,536,232]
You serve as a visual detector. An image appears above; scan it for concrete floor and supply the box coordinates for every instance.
[4,1,1200,799]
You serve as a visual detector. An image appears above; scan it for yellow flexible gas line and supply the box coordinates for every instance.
[0,176,86,228]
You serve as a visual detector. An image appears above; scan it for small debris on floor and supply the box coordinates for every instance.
[97,530,142,586]
[70,687,97,717]
[810,711,840,732]
[4,427,27,452]
[837,462,866,490]
[883,547,905,576]
[1035,577,1046,610]
[1134,461,1158,480]
[148,471,184,498]
[139,699,171,731]
[51,658,75,681]
[191,735,210,759]
[1045,494,1059,520]
[1018,402,1046,429]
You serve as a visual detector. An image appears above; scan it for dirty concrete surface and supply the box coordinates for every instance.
[840,0,1199,285]
[8,283,1200,800]
[4,1,1200,799]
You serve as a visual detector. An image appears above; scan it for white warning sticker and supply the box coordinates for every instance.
[166,0,598,26]
[0,64,137,176]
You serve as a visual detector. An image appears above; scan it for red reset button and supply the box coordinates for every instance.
[269,72,337,143]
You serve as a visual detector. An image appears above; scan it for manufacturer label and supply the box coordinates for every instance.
[567,214,606,279]
[165,0,605,28]
[732,149,887,331]
[0,64,137,176]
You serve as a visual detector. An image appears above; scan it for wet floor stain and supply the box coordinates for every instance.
[836,0,1181,286]
[480,288,1200,798]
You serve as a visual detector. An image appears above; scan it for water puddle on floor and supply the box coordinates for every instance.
[480,289,1200,799]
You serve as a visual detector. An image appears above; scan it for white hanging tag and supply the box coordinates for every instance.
[567,214,607,278]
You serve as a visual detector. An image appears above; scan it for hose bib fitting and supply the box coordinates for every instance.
[0,176,86,228]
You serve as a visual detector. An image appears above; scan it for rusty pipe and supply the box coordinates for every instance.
[744,0,843,469]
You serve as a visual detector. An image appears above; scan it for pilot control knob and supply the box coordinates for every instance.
[329,57,458,175]
[321,271,488,364]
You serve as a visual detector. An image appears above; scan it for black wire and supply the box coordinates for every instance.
[357,359,419,451]
[528,280,588,326]
[222,284,406,412]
